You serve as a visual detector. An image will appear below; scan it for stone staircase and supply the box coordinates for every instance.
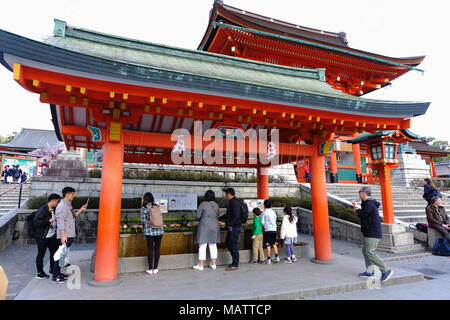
[0,184,30,217]
[325,183,450,225]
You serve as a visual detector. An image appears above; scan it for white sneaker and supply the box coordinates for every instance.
[145,269,153,275]
[193,265,204,271]
[275,256,281,263]
[153,269,159,274]
[291,256,298,262]
[210,264,217,270]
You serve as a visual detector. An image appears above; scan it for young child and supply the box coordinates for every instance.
[249,208,265,264]
[280,205,298,263]
[262,200,280,264]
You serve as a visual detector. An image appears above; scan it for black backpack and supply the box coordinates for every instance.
[26,211,38,238]
[431,188,442,199]
[239,199,249,224]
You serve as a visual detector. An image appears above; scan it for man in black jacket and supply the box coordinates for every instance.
[33,193,61,279]
[220,188,242,271]
[352,186,393,282]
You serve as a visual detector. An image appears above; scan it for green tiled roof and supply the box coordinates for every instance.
[346,129,419,144]
[47,20,339,98]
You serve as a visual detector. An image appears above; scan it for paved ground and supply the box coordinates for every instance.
[14,249,422,300]
[0,242,95,299]
[2,233,448,300]
[308,255,450,300]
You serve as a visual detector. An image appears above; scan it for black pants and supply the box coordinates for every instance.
[35,234,59,274]
[52,237,73,280]
[431,225,450,242]
[225,227,241,267]
[146,235,163,270]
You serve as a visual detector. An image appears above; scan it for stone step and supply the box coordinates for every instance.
[0,204,20,208]
[377,243,425,254]
[390,210,427,216]
[0,200,22,204]
[344,200,427,205]
[334,194,425,200]
[0,195,30,200]
[396,216,428,223]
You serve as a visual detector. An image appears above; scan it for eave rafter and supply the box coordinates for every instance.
[209,26,415,96]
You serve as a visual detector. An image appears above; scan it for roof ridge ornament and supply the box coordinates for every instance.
[54,19,66,37]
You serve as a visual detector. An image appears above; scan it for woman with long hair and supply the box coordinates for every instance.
[280,205,298,263]
[423,178,440,205]
[141,192,164,275]
[193,190,221,271]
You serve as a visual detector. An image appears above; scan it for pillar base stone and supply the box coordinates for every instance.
[87,276,124,288]
[310,258,334,265]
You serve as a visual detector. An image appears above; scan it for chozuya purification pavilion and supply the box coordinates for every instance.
[0,0,429,284]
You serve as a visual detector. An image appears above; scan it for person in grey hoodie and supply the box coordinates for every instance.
[52,186,87,283]
[352,186,393,283]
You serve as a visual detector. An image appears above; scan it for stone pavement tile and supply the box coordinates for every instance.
[308,276,450,300]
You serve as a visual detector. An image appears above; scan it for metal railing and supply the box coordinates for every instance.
[0,183,25,208]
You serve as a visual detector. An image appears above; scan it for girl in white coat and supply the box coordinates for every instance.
[280,206,298,263]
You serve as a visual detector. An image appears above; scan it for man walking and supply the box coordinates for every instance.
[52,187,87,283]
[352,186,393,282]
[32,194,61,279]
[220,188,243,271]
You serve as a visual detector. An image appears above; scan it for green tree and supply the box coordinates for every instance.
[0,133,15,144]
[432,140,450,162]
[419,136,436,144]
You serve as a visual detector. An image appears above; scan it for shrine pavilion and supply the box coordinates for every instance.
[0,1,430,284]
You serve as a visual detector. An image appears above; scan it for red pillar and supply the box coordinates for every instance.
[352,140,363,183]
[310,139,333,262]
[378,164,395,224]
[430,158,437,178]
[257,167,269,200]
[94,134,124,282]
[329,150,338,183]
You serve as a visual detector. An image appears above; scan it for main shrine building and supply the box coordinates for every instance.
[0,1,430,284]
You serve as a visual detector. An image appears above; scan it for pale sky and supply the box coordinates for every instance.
[0,0,448,141]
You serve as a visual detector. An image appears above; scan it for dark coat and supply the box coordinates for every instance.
[423,184,440,203]
[33,205,53,239]
[356,199,382,239]
[220,197,242,228]
[426,205,450,229]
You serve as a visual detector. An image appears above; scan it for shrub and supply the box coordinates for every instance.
[28,196,141,210]
[28,194,359,225]
[89,168,278,183]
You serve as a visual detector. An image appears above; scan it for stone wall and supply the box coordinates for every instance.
[30,176,301,199]
[0,208,19,251]
[12,206,364,247]
[297,208,364,244]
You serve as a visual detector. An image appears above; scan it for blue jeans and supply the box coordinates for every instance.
[225,227,242,267]
[285,244,294,257]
